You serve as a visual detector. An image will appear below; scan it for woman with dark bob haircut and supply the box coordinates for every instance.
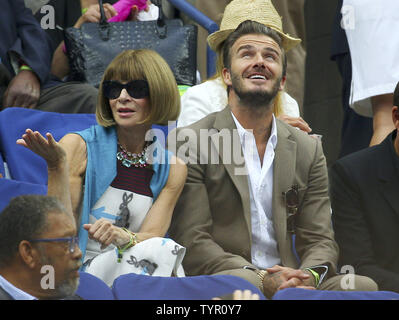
[17,49,187,284]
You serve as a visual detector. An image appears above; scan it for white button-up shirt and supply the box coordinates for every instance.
[232,112,281,269]
[0,275,37,300]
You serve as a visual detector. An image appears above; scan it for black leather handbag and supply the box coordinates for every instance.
[64,0,197,87]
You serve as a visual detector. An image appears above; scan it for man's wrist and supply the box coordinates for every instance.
[304,268,320,287]
[19,65,33,72]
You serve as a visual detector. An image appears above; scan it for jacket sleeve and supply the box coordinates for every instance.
[7,0,53,84]
[330,160,399,292]
[295,138,339,278]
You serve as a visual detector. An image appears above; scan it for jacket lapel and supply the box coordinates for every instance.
[378,135,399,218]
[212,107,252,237]
[272,121,297,264]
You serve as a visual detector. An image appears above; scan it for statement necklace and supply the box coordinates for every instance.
[117,142,149,168]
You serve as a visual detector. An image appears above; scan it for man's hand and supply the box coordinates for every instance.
[3,70,40,109]
[262,265,315,299]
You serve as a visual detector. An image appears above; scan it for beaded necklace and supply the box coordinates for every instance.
[117,141,149,168]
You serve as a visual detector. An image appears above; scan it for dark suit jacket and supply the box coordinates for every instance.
[0,0,53,88]
[330,131,399,292]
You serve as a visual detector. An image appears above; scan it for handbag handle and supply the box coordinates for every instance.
[97,0,168,40]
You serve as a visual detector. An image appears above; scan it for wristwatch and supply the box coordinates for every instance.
[243,266,267,284]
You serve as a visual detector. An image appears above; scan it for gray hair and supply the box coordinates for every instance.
[0,195,67,268]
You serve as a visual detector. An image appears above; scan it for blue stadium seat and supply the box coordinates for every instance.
[272,287,399,300]
[75,272,115,300]
[0,150,5,178]
[0,179,47,212]
[0,108,97,185]
[111,273,266,300]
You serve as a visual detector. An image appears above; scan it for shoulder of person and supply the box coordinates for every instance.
[276,118,323,164]
[183,78,224,94]
[177,111,220,134]
[277,118,314,142]
[332,138,387,175]
[59,132,87,153]
[181,78,227,103]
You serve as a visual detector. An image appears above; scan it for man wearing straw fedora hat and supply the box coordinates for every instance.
[178,0,310,133]
[193,0,306,109]
[169,17,377,298]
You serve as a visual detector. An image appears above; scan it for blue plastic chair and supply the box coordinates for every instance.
[75,272,115,300]
[0,108,175,184]
[167,0,219,78]
[0,179,47,213]
[0,108,97,185]
[0,150,5,178]
[112,273,266,300]
[272,287,399,300]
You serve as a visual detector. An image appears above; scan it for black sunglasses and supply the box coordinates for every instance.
[103,80,150,100]
[283,184,299,234]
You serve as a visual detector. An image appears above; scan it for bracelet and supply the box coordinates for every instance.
[123,228,138,246]
[304,268,320,287]
[19,65,33,72]
[116,228,137,263]
[81,7,88,15]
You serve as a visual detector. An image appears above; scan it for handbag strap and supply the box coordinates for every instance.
[97,0,110,40]
[98,0,109,25]
[97,0,168,39]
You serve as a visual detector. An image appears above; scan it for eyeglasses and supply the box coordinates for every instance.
[102,80,150,99]
[30,236,79,253]
[283,185,299,234]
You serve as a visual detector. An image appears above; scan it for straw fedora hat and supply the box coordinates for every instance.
[207,0,301,52]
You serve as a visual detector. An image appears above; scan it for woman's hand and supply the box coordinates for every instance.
[16,129,66,170]
[74,3,117,28]
[277,114,312,133]
[83,218,131,249]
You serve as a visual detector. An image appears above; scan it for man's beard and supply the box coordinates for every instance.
[39,253,80,299]
[231,72,282,109]
[55,278,80,299]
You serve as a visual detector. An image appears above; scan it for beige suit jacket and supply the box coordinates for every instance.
[169,107,338,280]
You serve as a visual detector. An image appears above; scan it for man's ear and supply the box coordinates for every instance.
[279,75,287,91]
[19,240,39,269]
[392,106,399,129]
[222,67,232,87]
